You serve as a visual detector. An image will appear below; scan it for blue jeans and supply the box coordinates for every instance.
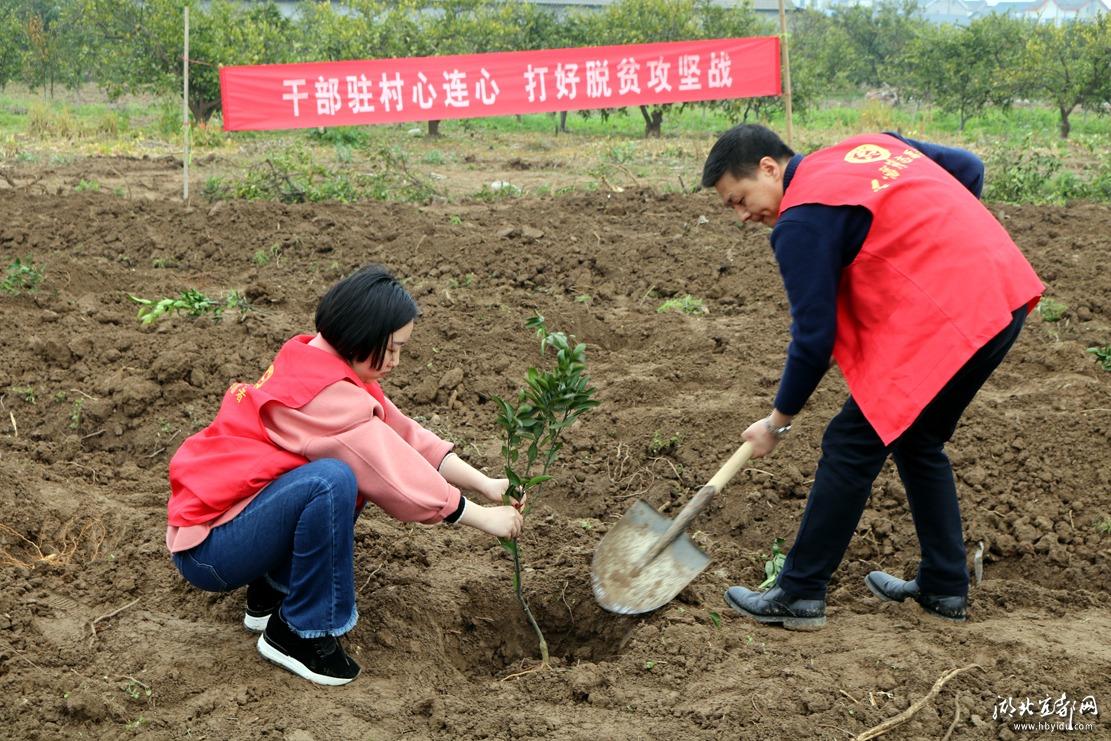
[172,459,360,638]
[777,307,1027,600]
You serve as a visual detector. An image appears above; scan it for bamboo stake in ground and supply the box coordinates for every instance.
[854,664,981,741]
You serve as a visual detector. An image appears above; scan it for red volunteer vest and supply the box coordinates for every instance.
[167,335,387,527]
[779,134,1043,444]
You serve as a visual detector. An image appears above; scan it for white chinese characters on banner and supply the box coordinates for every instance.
[413,72,437,110]
[586,60,612,98]
[282,79,308,117]
[556,63,580,100]
[708,51,733,89]
[314,77,341,116]
[379,73,404,112]
[524,64,548,103]
[678,55,701,91]
[617,58,640,95]
[346,74,375,114]
[646,58,672,94]
[443,70,469,108]
[475,68,500,105]
[278,52,739,118]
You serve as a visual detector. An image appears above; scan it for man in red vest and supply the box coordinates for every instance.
[702,124,1043,629]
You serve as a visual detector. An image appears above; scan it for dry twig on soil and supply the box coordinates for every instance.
[854,664,981,741]
[560,580,575,626]
[499,662,545,682]
[940,692,962,741]
[89,597,140,643]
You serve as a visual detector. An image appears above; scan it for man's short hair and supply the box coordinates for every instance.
[701,124,795,188]
[315,264,419,370]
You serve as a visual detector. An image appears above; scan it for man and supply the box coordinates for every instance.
[702,124,1042,630]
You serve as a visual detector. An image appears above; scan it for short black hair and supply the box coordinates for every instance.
[701,124,795,188]
[315,264,419,369]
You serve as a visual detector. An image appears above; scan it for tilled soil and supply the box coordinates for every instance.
[0,177,1109,740]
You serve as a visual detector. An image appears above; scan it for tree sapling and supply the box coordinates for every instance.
[493,315,598,666]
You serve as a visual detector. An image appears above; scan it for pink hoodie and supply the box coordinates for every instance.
[166,379,460,553]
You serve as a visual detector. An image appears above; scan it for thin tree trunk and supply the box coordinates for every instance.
[1058,105,1071,139]
[512,543,548,666]
[640,105,662,138]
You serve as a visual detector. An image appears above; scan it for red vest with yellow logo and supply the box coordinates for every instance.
[167,335,386,527]
[778,134,1043,444]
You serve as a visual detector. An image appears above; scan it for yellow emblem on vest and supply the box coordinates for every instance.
[844,144,891,164]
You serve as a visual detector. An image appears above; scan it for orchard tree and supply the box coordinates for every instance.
[417,0,523,136]
[292,0,394,63]
[574,0,765,137]
[189,0,292,122]
[831,0,926,90]
[0,0,25,89]
[15,0,87,95]
[695,0,772,125]
[1022,15,1111,138]
[898,15,1027,130]
[721,7,840,124]
[77,0,292,124]
[584,0,700,137]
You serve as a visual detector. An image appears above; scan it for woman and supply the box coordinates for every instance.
[166,264,523,685]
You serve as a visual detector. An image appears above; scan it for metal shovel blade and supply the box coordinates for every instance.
[591,499,710,615]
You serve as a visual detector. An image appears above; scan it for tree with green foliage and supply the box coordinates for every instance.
[493,316,598,666]
[899,15,1027,130]
[586,0,699,137]
[75,0,292,123]
[14,0,88,95]
[1021,15,1111,139]
[694,0,772,123]
[0,0,27,89]
[831,0,926,90]
[584,0,762,137]
[778,8,855,117]
[264,0,560,136]
[416,0,525,136]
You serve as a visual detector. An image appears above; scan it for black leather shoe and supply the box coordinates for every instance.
[724,585,827,631]
[865,571,967,622]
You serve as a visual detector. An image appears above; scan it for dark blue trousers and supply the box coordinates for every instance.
[777,308,1027,600]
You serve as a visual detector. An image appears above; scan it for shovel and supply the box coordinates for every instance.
[592,441,755,615]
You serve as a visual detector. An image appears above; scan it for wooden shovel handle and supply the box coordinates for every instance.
[634,441,755,572]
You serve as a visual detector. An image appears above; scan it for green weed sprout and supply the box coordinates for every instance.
[1037,298,1067,323]
[758,537,787,590]
[1,257,44,294]
[1087,346,1111,372]
[493,315,598,666]
[128,289,249,325]
[657,295,707,316]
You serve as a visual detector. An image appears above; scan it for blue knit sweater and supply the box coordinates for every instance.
[771,134,986,416]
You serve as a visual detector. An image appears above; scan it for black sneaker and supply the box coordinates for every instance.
[243,578,284,633]
[257,612,361,686]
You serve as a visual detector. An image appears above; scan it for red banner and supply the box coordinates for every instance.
[220,37,780,131]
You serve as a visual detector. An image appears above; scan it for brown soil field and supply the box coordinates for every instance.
[0,154,1109,741]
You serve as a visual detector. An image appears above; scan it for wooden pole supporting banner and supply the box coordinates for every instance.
[183,5,190,201]
[777,0,794,146]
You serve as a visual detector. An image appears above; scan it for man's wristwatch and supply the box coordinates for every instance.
[765,418,792,439]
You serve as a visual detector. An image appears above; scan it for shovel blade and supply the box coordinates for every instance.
[591,499,710,615]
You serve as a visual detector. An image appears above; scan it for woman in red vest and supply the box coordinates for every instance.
[166,264,524,685]
[701,125,1042,630]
